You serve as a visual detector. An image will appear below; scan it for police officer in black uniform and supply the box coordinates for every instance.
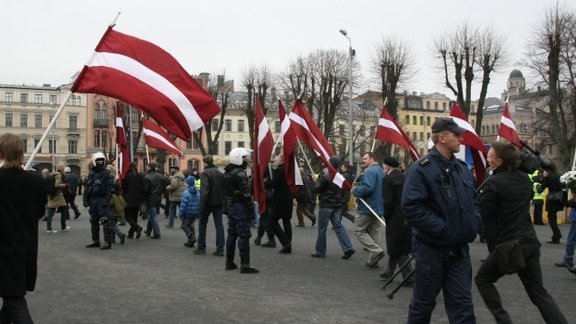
[83,152,115,250]
[402,118,480,323]
[223,148,258,274]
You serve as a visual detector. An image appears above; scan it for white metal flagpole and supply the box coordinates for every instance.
[25,91,73,170]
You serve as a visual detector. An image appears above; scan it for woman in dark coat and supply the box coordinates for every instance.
[266,154,294,254]
[122,162,146,239]
[380,157,412,284]
[0,133,47,323]
[541,163,564,244]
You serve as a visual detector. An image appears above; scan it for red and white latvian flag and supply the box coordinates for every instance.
[376,106,419,161]
[115,105,130,186]
[449,102,487,184]
[289,101,350,190]
[252,96,274,214]
[71,27,220,141]
[498,102,523,149]
[142,119,183,156]
[278,100,303,194]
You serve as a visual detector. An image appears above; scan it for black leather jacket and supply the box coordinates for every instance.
[316,172,344,209]
[200,164,224,210]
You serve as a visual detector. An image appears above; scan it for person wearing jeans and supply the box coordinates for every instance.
[311,156,354,259]
[556,190,576,268]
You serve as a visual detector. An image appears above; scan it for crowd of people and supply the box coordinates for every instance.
[1,124,575,323]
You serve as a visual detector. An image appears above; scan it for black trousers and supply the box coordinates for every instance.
[548,211,562,241]
[270,215,291,246]
[475,242,567,324]
[124,206,141,236]
[0,295,34,324]
[533,200,544,225]
[257,210,275,240]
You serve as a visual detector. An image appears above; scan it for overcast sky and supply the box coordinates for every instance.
[0,0,558,100]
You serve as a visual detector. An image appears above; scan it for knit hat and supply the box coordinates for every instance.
[185,176,195,187]
[329,156,341,169]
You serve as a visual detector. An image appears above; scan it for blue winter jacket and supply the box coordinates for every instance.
[352,162,385,216]
[179,186,200,218]
[402,147,480,248]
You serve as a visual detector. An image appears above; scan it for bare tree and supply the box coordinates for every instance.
[242,65,273,148]
[434,23,508,132]
[524,2,576,169]
[203,72,232,155]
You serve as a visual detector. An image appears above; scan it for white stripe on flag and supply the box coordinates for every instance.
[115,117,124,128]
[257,119,270,145]
[451,116,479,135]
[89,52,204,131]
[501,116,518,130]
[293,157,303,186]
[143,128,181,153]
[289,113,331,160]
[378,118,402,134]
[333,172,345,188]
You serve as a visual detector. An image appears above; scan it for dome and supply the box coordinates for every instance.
[509,69,524,79]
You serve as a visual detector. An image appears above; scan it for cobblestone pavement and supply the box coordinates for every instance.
[27,201,575,323]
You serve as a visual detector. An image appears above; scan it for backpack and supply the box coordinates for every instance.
[45,174,57,196]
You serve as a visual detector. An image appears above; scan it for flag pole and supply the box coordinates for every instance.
[298,140,314,176]
[25,91,73,170]
[115,143,119,180]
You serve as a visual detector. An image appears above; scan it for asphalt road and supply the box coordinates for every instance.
[27,200,576,324]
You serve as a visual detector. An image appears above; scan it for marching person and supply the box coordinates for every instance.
[143,162,166,239]
[0,133,47,323]
[122,162,145,239]
[475,141,567,324]
[180,176,201,248]
[540,163,564,244]
[46,163,71,233]
[267,154,293,254]
[165,166,186,229]
[83,152,115,250]
[402,118,480,323]
[64,166,81,219]
[351,152,385,268]
[223,148,259,273]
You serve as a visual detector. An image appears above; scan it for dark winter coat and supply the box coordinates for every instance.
[541,171,564,213]
[122,171,146,208]
[145,170,167,207]
[200,164,224,210]
[266,164,294,219]
[0,168,46,297]
[64,171,79,199]
[478,168,538,251]
[383,169,411,256]
[316,173,344,209]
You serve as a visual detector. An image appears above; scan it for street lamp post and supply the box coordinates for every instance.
[339,29,354,169]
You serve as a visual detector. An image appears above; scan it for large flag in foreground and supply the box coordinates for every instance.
[252,96,274,214]
[115,105,130,186]
[278,100,302,194]
[289,101,349,190]
[71,27,221,141]
[449,102,487,184]
[375,106,419,161]
[498,102,523,149]
[142,119,183,156]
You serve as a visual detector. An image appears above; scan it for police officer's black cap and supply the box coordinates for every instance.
[431,118,467,134]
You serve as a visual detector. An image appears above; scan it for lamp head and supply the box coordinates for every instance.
[339,29,348,36]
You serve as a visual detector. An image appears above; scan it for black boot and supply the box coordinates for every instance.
[279,243,292,254]
[254,234,262,246]
[225,260,238,270]
[240,255,259,273]
[85,241,101,248]
[184,233,196,247]
[261,239,277,248]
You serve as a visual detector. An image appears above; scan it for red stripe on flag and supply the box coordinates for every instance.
[115,105,130,187]
[498,103,523,148]
[142,119,183,156]
[279,100,302,193]
[252,96,274,214]
[375,106,419,161]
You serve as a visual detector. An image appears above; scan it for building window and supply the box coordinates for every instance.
[186,141,192,149]
[237,120,245,132]
[5,112,13,127]
[275,121,281,133]
[419,132,424,141]
[102,130,108,147]
[168,158,178,168]
[442,102,447,110]
[339,124,345,136]
[405,115,410,125]
[49,95,57,105]
[34,94,42,104]
[238,141,245,148]
[224,141,232,154]
[192,133,200,149]
[187,160,199,174]
[419,116,424,126]
[70,95,76,105]
[426,101,430,109]
[224,119,232,131]
[5,92,13,102]
[49,113,54,123]
[34,139,42,153]
[95,102,108,120]
[35,114,42,128]
[412,116,417,125]
[20,93,28,103]
[21,139,27,153]
[94,129,101,147]
[412,132,417,141]
[68,140,78,154]
[77,96,81,106]
[434,102,438,110]
[426,116,431,126]
[211,119,219,131]
[20,113,28,128]
[49,139,56,154]
[69,115,78,130]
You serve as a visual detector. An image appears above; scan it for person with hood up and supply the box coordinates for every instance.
[180,176,201,248]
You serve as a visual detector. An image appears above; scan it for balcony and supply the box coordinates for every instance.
[67,128,80,136]
[93,119,109,128]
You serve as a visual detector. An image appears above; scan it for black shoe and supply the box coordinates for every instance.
[555,260,574,268]
[184,235,196,247]
[136,227,143,239]
[85,242,101,248]
[225,262,238,270]
[240,265,259,274]
[568,266,576,275]
[254,236,262,246]
[310,253,325,258]
[120,234,126,245]
[151,234,161,239]
[100,243,112,250]
[342,249,355,260]
[260,241,277,248]
[74,213,81,219]
[279,244,292,254]
[213,251,224,256]
[193,248,206,255]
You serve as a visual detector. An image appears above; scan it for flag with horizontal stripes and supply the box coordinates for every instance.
[142,119,183,156]
[375,105,419,161]
[71,27,220,141]
[498,102,523,148]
